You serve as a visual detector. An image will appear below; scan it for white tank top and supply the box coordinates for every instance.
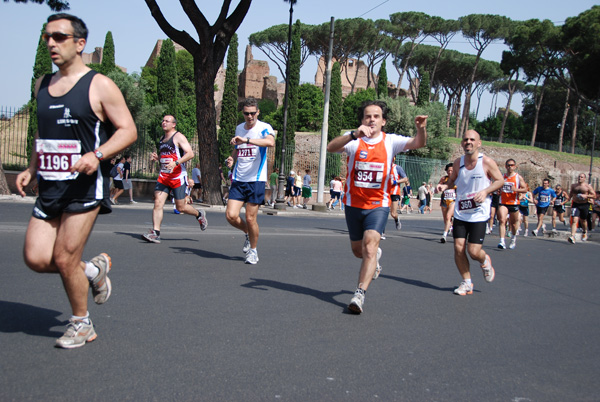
[454,154,491,222]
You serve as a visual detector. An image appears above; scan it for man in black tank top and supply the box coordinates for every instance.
[15,13,137,348]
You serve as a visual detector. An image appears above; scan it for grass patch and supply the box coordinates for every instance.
[446,137,594,165]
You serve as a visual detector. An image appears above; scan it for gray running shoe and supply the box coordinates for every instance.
[90,253,112,305]
[395,219,401,230]
[348,289,365,314]
[55,318,97,349]
[481,255,495,283]
[454,281,473,296]
[197,209,208,231]
[242,235,251,253]
[142,230,161,244]
[372,248,383,279]
[245,249,259,265]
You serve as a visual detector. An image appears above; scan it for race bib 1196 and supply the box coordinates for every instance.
[36,139,81,181]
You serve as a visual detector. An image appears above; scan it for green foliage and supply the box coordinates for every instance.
[175,50,196,139]
[385,98,452,160]
[473,113,527,142]
[156,39,177,117]
[100,31,116,75]
[258,99,276,117]
[377,59,388,98]
[296,83,323,131]
[416,70,430,106]
[219,33,239,163]
[327,61,343,179]
[27,24,52,156]
[342,88,376,128]
[140,65,158,106]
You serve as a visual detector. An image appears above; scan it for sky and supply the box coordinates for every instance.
[0,0,597,119]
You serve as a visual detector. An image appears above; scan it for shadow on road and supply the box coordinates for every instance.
[0,300,65,338]
[170,246,244,261]
[241,278,353,309]
[379,274,457,293]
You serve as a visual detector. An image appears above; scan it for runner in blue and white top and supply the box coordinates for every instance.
[226,98,276,265]
[531,178,557,237]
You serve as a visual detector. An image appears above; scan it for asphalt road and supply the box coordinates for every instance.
[1,198,598,401]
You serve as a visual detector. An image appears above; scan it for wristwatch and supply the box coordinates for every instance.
[94,150,104,161]
[350,131,357,140]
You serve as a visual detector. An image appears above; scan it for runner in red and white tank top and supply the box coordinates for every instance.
[327,100,428,314]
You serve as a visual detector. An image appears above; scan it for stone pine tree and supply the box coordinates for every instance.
[376,59,388,98]
[156,39,178,118]
[416,70,430,106]
[274,19,301,170]
[218,33,239,164]
[100,31,116,75]
[26,23,52,157]
[326,61,343,180]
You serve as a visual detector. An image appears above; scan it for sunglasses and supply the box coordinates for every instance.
[42,32,79,43]
[506,164,516,167]
[243,111,257,116]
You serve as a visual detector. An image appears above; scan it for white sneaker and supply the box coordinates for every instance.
[395,220,401,230]
[380,233,386,240]
[245,249,259,265]
[440,234,447,243]
[532,229,538,237]
[454,281,473,296]
[509,237,516,250]
[348,289,365,314]
[242,235,251,253]
[498,240,506,249]
[372,248,382,280]
[542,224,547,233]
[481,255,495,283]
[524,231,528,237]
[485,226,491,235]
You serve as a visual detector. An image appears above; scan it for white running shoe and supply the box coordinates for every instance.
[395,220,401,230]
[509,237,516,250]
[245,249,259,265]
[440,234,447,243]
[55,318,97,349]
[348,289,365,314]
[481,255,495,283]
[242,235,251,253]
[454,281,473,296]
[372,248,382,279]
[498,240,506,249]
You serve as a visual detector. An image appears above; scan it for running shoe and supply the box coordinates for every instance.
[509,237,516,250]
[245,249,259,265]
[507,230,511,238]
[89,253,112,305]
[532,229,538,237]
[129,200,138,204]
[109,198,116,205]
[55,318,97,349]
[480,255,495,283]
[568,236,575,244]
[524,231,528,237]
[485,226,491,235]
[348,288,365,314]
[372,248,382,279]
[380,233,386,240]
[441,234,447,243]
[173,209,180,214]
[453,281,473,296]
[242,235,251,253]
[498,240,506,249]
[142,230,161,244]
[395,219,401,230]
[542,224,547,233]
[197,209,208,230]
[582,233,588,242]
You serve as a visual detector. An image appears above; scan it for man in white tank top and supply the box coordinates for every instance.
[437,130,504,296]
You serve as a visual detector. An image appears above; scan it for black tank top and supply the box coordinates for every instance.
[36,70,113,199]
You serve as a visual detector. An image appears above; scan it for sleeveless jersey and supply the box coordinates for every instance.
[454,154,491,222]
[36,70,113,200]
[500,173,520,205]
[232,120,275,182]
[342,132,410,209]
[440,176,456,206]
[554,191,566,206]
[157,133,187,189]
[389,164,406,196]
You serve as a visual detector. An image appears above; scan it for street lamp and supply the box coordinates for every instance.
[274,0,297,210]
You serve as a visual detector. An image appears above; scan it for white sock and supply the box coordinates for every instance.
[464,279,472,285]
[72,312,90,325]
[443,231,447,236]
[84,261,99,281]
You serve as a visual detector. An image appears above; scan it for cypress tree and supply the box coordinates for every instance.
[275,19,301,170]
[100,31,116,75]
[376,59,388,98]
[416,70,430,107]
[27,23,52,156]
[219,33,239,164]
[156,39,178,117]
[326,61,343,180]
